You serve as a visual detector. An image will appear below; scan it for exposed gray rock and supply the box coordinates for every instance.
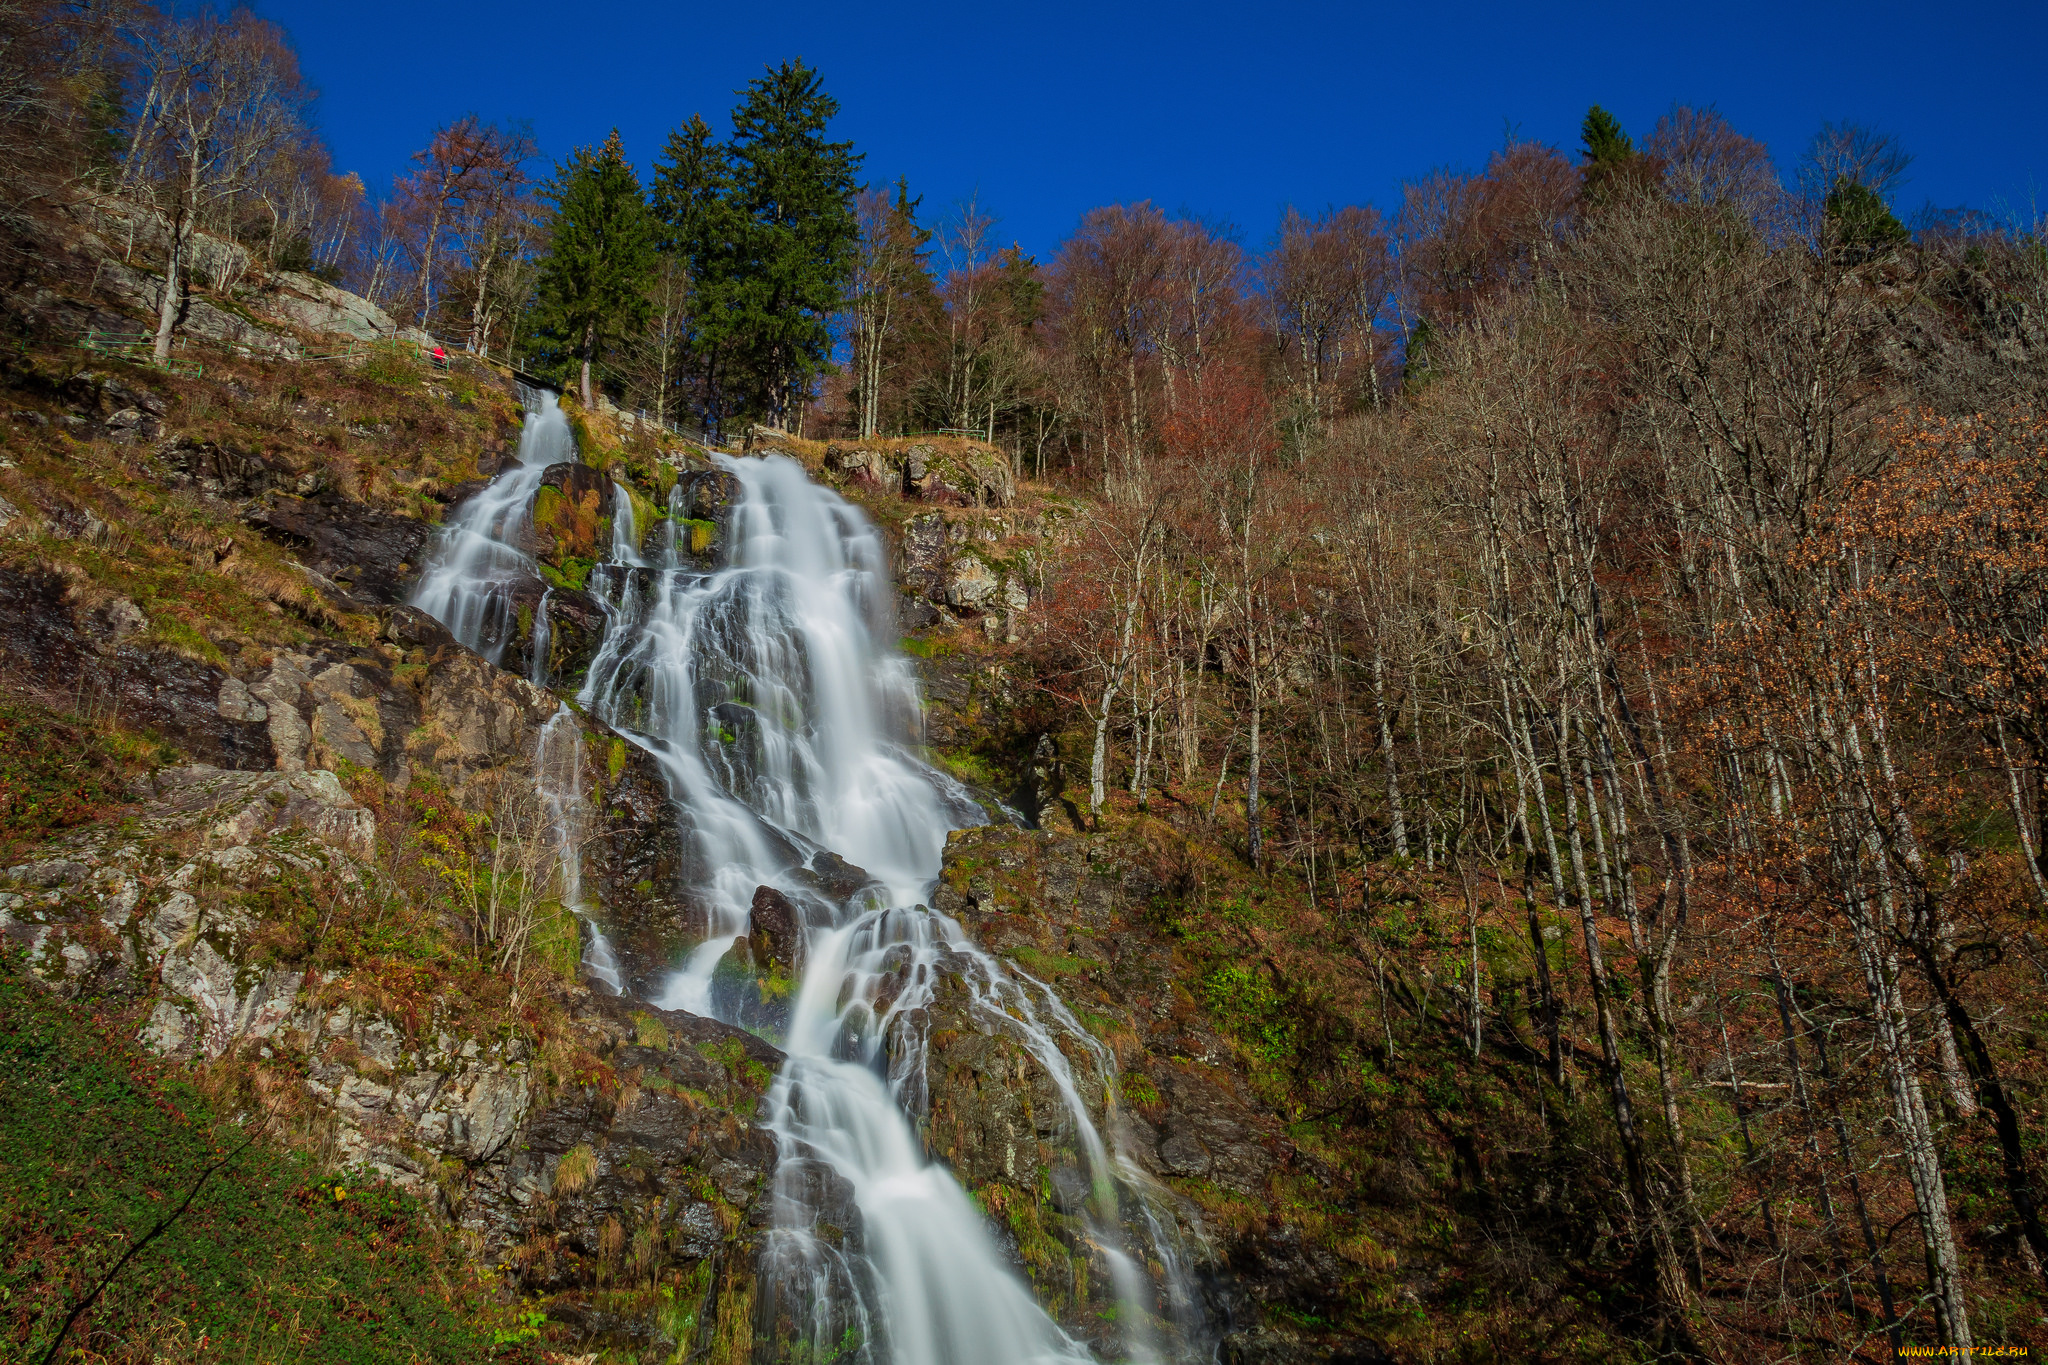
[260,271,406,342]
[216,676,267,723]
[943,553,1000,609]
[146,763,375,859]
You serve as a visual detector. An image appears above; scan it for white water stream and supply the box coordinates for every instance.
[411,390,1205,1365]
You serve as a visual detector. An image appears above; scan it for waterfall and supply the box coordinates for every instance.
[414,412,1206,1364]
[411,385,574,664]
[536,704,623,993]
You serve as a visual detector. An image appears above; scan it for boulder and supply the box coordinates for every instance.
[708,935,792,1038]
[260,271,406,342]
[943,553,1001,610]
[241,489,436,606]
[749,883,805,973]
[673,468,742,566]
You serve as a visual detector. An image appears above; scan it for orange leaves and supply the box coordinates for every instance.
[1822,408,2048,731]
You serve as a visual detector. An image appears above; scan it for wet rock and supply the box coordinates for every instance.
[673,468,742,565]
[1157,1124,1213,1177]
[749,884,805,973]
[799,849,876,906]
[1048,1162,1092,1213]
[0,568,271,770]
[511,579,604,689]
[383,603,459,651]
[241,492,435,608]
[585,735,695,996]
[709,935,793,1038]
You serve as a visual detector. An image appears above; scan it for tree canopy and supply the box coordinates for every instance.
[531,128,655,406]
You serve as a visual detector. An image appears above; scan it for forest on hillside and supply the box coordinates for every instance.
[7,3,2048,1361]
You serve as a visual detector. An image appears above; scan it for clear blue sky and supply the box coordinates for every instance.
[259,0,2047,260]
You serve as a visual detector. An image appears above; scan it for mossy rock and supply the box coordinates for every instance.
[532,462,607,573]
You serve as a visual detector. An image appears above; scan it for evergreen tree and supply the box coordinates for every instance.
[718,60,863,429]
[1580,105,1633,165]
[533,129,656,407]
[1825,176,1912,259]
[1401,316,1437,395]
[1579,105,1642,206]
[651,114,740,433]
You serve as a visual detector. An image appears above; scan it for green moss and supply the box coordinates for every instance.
[562,407,593,457]
[623,483,663,551]
[681,517,716,556]
[937,749,1003,787]
[538,557,593,591]
[1203,961,1297,1064]
[758,960,794,1002]
[0,967,507,1361]
[531,482,563,528]
[631,1010,671,1050]
[358,339,422,387]
[145,614,228,666]
[1008,945,1087,978]
[900,634,956,660]
[530,903,582,981]
[608,737,627,781]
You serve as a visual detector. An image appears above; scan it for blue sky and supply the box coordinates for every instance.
[261,0,2047,259]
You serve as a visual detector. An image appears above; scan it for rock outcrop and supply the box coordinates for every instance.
[1,739,785,1358]
[822,438,1014,508]
[915,821,1377,1362]
[894,508,1047,639]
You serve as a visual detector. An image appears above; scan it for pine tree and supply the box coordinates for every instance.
[1825,176,1912,259]
[1580,105,1633,165]
[651,114,740,433]
[718,60,863,429]
[533,129,656,407]
[1580,105,1645,206]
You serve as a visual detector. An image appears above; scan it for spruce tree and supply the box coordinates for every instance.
[1580,105,1644,206]
[719,60,862,429]
[533,129,656,407]
[1580,105,1633,165]
[1824,176,1912,259]
[651,114,740,432]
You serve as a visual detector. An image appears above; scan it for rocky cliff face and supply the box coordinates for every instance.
[0,231,1393,1362]
[1,727,786,1359]
[920,823,1387,1365]
[0,236,801,1356]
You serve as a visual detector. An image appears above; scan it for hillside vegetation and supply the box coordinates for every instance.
[4,4,2048,1361]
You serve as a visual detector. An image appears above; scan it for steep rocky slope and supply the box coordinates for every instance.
[0,196,1616,1365]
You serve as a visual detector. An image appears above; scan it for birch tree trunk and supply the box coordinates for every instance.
[152,208,184,365]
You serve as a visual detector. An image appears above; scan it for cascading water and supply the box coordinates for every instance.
[414,400,1207,1364]
[411,384,573,665]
